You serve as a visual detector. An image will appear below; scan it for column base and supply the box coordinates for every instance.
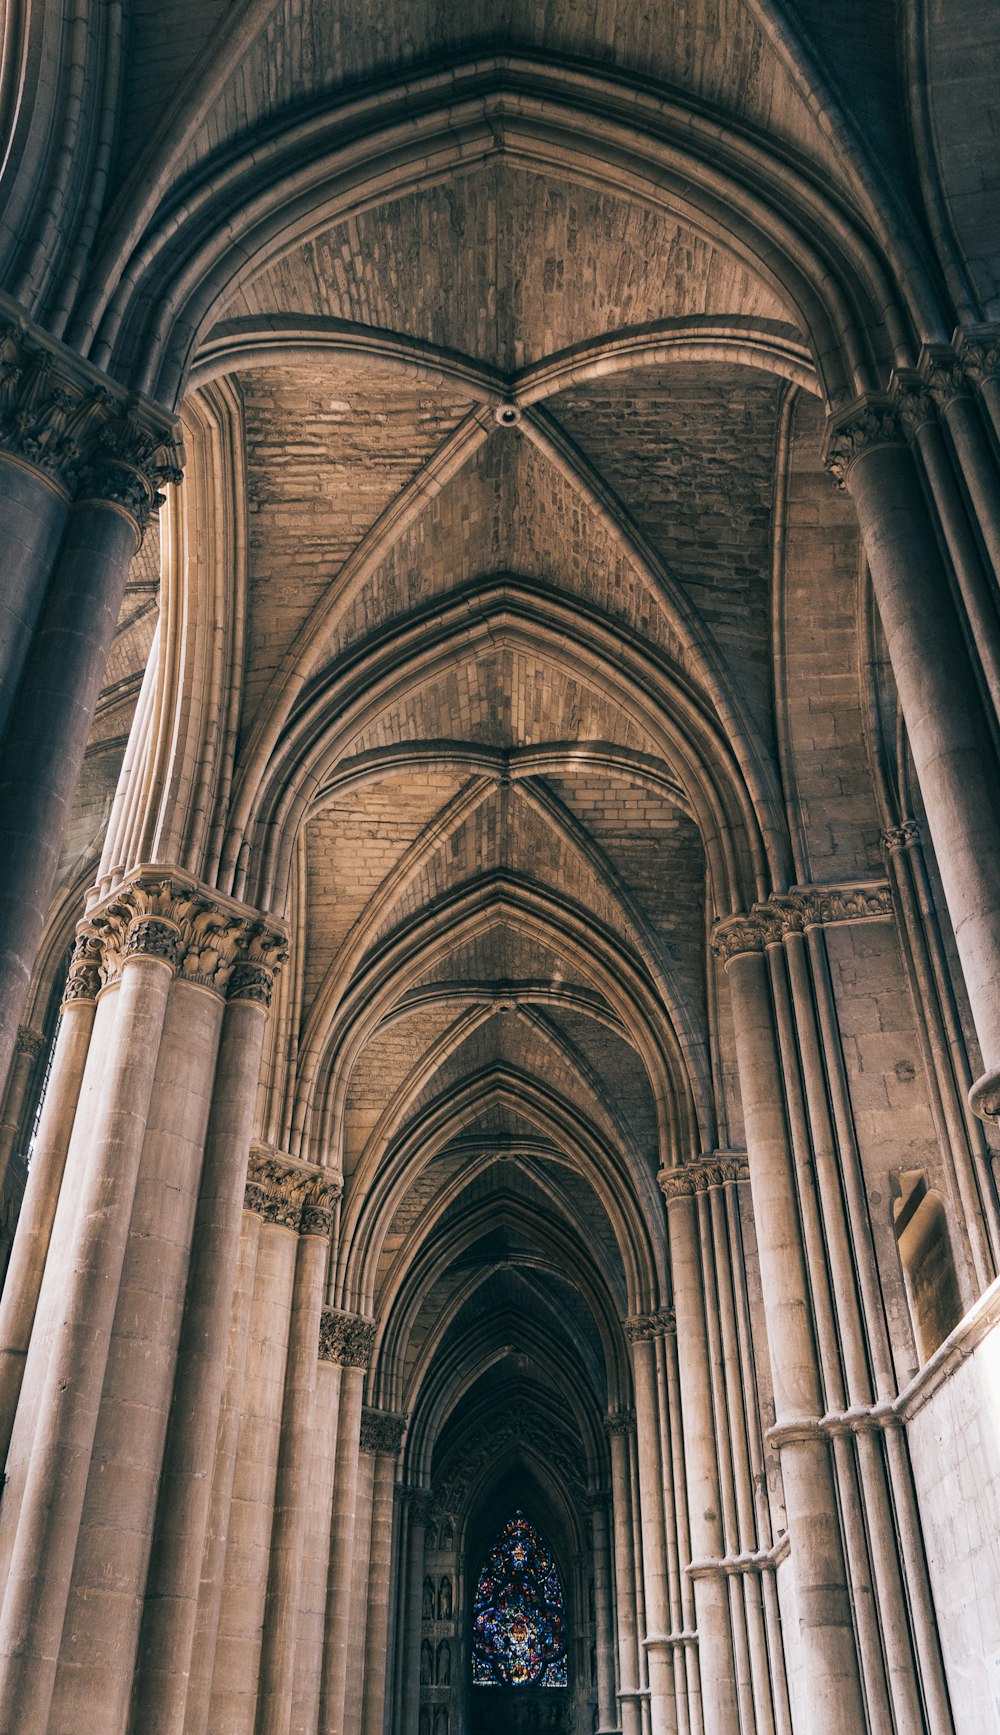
[969,1067,1000,1121]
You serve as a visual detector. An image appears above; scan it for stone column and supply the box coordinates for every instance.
[257,1180,340,1735]
[0,895,181,1735]
[182,1203,264,1735]
[607,1411,642,1735]
[825,404,1000,1121]
[0,934,101,1464]
[660,1170,740,1735]
[344,1446,376,1735]
[587,1493,618,1734]
[714,920,866,1733]
[318,1309,377,1735]
[361,1413,406,1735]
[0,394,180,1093]
[128,938,286,1735]
[398,1490,431,1735]
[626,1314,677,1735]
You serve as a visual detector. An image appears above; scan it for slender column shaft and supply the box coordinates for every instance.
[0,943,175,1734]
[665,1185,738,1735]
[389,1495,410,1735]
[208,1221,298,1734]
[0,502,140,1088]
[320,1364,366,1734]
[631,1338,674,1732]
[130,991,272,1735]
[258,1226,331,1735]
[0,971,97,1464]
[939,391,1000,590]
[724,947,865,1731]
[184,1207,263,1735]
[399,1498,427,1735]
[840,433,1000,1099]
[343,1449,375,1735]
[906,411,1000,725]
[294,1362,344,1735]
[590,1498,618,1734]
[608,1420,642,1735]
[362,1448,401,1735]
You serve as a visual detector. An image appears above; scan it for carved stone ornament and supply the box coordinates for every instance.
[15,1025,45,1062]
[659,1151,749,1199]
[958,333,1000,393]
[243,1146,341,1233]
[624,1308,676,1342]
[712,881,893,967]
[83,867,287,996]
[823,401,903,490]
[318,1308,377,1368]
[359,1408,407,1456]
[0,318,182,538]
[880,819,920,856]
[63,929,104,1003]
[893,380,937,443]
[923,358,971,413]
[604,1408,636,1438]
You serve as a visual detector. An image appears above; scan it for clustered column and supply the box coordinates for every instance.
[661,1155,790,1735]
[715,892,955,1734]
[318,1308,378,1735]
[825,350,1000,1140]
[0,869,286,1735]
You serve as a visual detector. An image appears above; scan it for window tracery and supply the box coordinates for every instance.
[471,1511,568,1688]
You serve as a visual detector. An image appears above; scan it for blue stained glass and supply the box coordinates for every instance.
[471,1512,568,1688]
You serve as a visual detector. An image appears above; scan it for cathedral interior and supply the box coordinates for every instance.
[0,4,998,1733]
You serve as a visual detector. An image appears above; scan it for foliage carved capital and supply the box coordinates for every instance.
[0,318,182,538]
[14,1025,45,1062]
[659,1152,749,1199]
[823,399,903,490]
[318,1307,377,1368]
[624,1308,676,1342]
[84,868,287,996]
[360,1408,407,1456]
[244,1146,341,1233]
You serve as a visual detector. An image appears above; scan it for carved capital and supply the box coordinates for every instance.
[959,334,1000,393]
[624,1308,676,1342]
[243,1147,341,1232]
[823,400,903,490]
[604,1408,636,1438]
[85,868,287,996]
[794,881,893,927]
[15,1025,45,1062]
[714,883,892,966]
[893,379,937,442]
[659,1152,749,1198]
[124,916,182,969]
[319,1307,376,1368]
[0,319,181,537]
[923,358,972,413]
[711,913,770,966]
[360,1408,407,1456]
[63,929,104,1003]
[880,819,920,856]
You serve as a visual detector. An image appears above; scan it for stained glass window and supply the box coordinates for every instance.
[471,1511,568,1687]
